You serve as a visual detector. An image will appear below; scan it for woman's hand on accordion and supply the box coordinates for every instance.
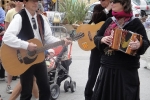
[101,36,113,46]
[101,30,114,46]
[129,36,141,50]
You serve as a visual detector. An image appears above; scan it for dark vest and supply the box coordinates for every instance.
[17,9,45,41]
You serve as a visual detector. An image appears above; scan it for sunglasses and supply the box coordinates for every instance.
[31,17,37,30]
[100,0,105,1]
[111,0,122,3]
[29,0,39,2]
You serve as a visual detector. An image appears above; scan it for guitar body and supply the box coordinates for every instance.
[0,33,84,76]
[76,21,104,51]
[1,39,45,76]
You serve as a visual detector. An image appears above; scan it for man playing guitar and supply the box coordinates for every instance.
[2,0,71,100]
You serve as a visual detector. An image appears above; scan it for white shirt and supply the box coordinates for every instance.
[144,16,150,29]
[3,8,60,50]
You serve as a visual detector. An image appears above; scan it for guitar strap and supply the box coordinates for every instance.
[37,14,44,44]
[111,16,135,28]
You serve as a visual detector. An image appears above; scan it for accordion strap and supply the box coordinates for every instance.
[111,16,135,28]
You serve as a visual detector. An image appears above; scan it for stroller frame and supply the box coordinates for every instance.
[47,46,76,100]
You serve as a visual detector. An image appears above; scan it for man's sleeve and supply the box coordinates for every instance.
[92,4,107,24]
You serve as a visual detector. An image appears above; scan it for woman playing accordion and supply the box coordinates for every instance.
[92,0,150,100]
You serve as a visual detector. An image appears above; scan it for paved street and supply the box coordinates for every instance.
[0,42,150,100]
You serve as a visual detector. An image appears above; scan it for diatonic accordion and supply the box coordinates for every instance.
[110,28,143,56]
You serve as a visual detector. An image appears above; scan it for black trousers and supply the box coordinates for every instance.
[84,48,101,100]
[0,63,5,78]
[20,61,50,100]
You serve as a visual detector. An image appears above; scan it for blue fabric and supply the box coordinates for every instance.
[144,17,150,29]
[43,0,51,11]
[0,7,5,24]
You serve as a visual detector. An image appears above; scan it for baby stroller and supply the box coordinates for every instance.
[45,45,76,100]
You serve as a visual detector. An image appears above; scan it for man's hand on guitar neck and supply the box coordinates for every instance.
[63,38,72,46]
[27,42,37,51]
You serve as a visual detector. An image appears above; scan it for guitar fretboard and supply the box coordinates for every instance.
[36,40,65,53]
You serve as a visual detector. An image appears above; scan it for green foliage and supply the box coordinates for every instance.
[59,0,88,24]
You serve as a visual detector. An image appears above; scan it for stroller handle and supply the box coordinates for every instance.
[56,46,67,61]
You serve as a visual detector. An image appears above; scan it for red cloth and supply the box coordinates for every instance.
[53,46,63,56]
[0,23,4,27]
[112,11,133,19]
[0,23,4,41]
[104,11,133,36]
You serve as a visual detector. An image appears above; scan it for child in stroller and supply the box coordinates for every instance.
[45,45,76,100]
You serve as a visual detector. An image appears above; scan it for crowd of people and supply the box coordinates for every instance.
[0,0,150,100]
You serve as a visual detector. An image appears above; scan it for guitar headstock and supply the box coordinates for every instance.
[69,30,84,41]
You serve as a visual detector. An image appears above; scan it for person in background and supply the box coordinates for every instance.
[0,4,5,100]
[37,1,44,13]
[37,2,50,22]
[5,0,23,28]
[84,0,112,100]
[0,95,3,100]
[43,0,50,11]
[143,16,150,70]
[5,1,16,13]
[2,0,71,99]
[4,0,24,94]
[8,76,39,100]
[0,2,5,81]
[92,0,150,100]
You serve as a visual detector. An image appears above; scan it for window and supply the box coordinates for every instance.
[132,0,141,5]
[146,0,150,5]
[88,4,96,12]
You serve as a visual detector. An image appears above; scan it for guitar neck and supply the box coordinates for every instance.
[35,31,84,53]
[37,40,65,53]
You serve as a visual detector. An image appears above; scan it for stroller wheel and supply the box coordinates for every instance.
[50,84,60,100]
[70,81,76,92]
[64,80,70,92]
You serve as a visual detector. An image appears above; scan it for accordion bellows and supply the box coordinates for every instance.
[111,28,143,56]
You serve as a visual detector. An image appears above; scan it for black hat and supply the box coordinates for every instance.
[14,0,23,2]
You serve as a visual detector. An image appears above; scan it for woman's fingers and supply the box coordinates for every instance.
[129,39,140,50]
[101,36,112,45]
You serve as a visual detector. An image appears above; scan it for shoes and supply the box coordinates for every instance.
[12,76,18,80]
[6,85,13,94]
[144,66,150,70]
[0,95,3,100]
[0,78,5,81]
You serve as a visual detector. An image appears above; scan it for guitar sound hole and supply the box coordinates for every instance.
[27,50,36,57]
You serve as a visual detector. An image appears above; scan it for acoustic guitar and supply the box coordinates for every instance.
[76,21,104,51]
[0,33,84,76]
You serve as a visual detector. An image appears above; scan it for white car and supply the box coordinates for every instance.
[83,1,100,24]
[132,0,150,16]
[83,1,141,24]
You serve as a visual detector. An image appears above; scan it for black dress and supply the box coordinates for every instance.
[92,18,150,100]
